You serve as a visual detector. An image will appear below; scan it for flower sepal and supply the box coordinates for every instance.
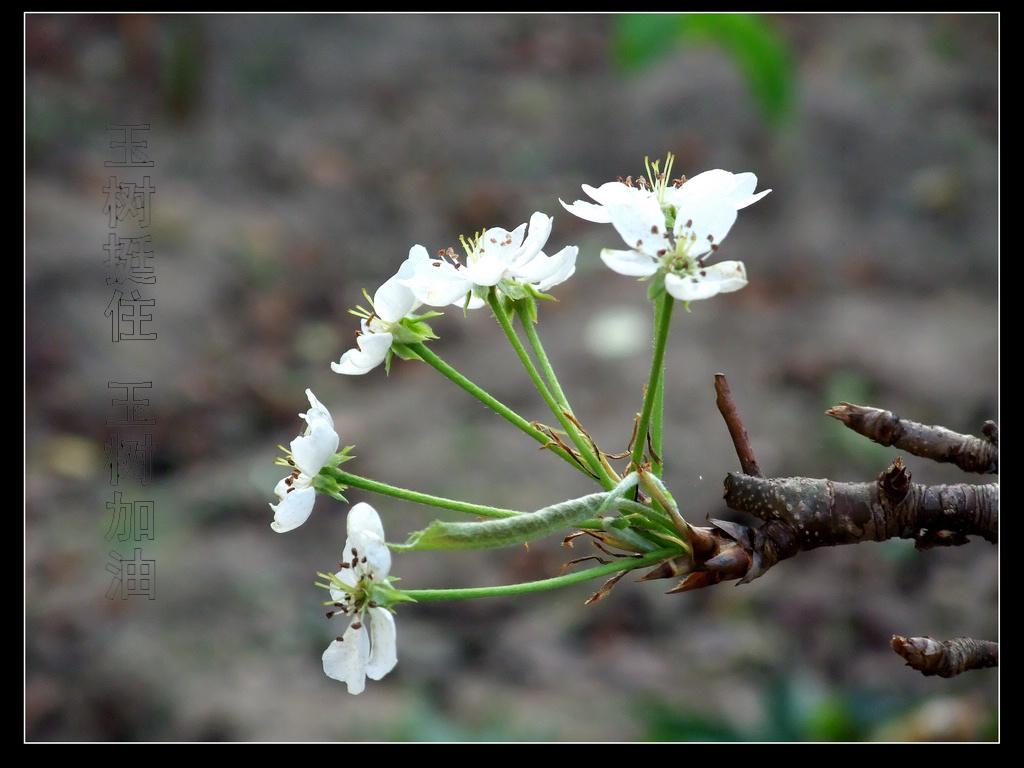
[645,270,668,302]
[388,311,443,346]
[311,447,356,501]
[318,571,415,614]
[499,289,537,325]
[365,579,417,611]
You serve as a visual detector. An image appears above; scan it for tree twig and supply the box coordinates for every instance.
[714,373,763,478]
[891,635,998,678]
[718,457,997,581]
[826,402,998,474]
[649,390,1000,677]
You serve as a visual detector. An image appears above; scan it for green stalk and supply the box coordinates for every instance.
[650,297,668,477]
[322,466,522,519]
[402,548,675,601]
[631,293,674,472]
[515,301,572,413]
[408,342,591,478]
[488,291,612,487]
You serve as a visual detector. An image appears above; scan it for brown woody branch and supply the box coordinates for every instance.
[643,387,1000,676]
[826,402,998,475]
[714,374,763,478]
[680,388,999,677]
[891,635,998,678]
[718,458,998,582]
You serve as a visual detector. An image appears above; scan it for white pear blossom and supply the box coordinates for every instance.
[599,189,750,302]
[561,157,769,302]
[401,211,577,307]
[333,245,436,375]
[270,389,340,533]
[321,503,398,694]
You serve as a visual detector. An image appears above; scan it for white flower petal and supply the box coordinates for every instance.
[272,476,294,500]
[331,331,393,375]
[673,194,739,255]
[348,501,386,542]
[603,195,672,258]
[401,260,474,307]
[291,419,340,475]
[517,245,577,292]
[475,224,524,266]
[401,244,432,272]
[323,624,372,695]
[364,607,398,680]
[300,389,334,430]
[584,181,650,207]
[514,212,553,265]
[559,197,611,223]
[346,503,392,577]
[373,275,418,324]
[372,246,432,322]
[673,170,770,210]
[463,256,507,287]
[665,261,748,301]
[600,248,659,277]
[270,486,316,533]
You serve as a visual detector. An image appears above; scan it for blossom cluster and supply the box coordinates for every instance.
[271,159,769,694]
[270,395,398,695]
[333,212,578,376]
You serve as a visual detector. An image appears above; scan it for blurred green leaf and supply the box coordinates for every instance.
[613,13,796,126]
[820,369,892,472]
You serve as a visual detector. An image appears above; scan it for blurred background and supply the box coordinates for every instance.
[25,14,998,741]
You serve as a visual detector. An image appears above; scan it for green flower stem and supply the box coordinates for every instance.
[516,301,619,488]
[488,291,612,488]
[631,293,674,473]
[650,299,668,478]
[515,301,571,413]
[402,547,676,602]
[322,466,522,519]
[408,342,589,479]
